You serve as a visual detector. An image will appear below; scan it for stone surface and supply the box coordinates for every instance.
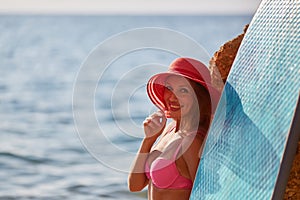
[209,24,248,92]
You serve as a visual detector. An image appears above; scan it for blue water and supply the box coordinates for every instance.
[0,15,253,199]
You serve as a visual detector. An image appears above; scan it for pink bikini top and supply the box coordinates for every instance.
[145,142,193,190]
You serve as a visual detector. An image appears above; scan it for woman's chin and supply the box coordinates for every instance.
[164,110,180,119]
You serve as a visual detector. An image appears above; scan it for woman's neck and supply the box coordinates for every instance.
[174,116,210,133]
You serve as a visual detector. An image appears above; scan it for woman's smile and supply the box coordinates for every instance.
[168,103,181,111]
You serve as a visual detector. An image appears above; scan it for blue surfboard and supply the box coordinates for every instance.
[190,0,300,199]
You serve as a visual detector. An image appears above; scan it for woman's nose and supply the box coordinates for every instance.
[169,92,178,101]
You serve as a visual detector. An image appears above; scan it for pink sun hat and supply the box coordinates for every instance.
[146,57,221,112]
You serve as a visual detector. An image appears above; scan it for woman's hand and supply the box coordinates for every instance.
[143,110,167,139]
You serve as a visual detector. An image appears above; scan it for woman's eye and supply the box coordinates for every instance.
[180,88,189,93]
[165,86,172,91]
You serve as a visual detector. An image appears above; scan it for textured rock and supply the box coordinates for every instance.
[209,24,300,199]
[284,143,300,200]
[209,24,248,92]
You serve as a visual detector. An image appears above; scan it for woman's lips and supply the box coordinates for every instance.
[168,104,181,111]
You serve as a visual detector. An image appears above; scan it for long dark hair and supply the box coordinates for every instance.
[189,80,213,134]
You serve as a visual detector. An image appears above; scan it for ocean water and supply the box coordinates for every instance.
[0,15,253,199]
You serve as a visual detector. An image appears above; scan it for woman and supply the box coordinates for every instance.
[128,57,220,200]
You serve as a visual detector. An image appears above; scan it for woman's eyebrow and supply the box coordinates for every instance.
[165,81,190,87]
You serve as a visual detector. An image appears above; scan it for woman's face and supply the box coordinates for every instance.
[163,75,197,119]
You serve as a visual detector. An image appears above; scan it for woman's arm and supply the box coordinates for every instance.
[128,137,156,192]
[128,111,167,192]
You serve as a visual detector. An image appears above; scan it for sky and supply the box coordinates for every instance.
[0,0,262,15]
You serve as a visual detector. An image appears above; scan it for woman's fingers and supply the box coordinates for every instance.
[145,111,165,127]
[150,116,161,126]
[146,121,157,130]
[144,117,159,129]
[143,117,151,125]
[143,110,167,138]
